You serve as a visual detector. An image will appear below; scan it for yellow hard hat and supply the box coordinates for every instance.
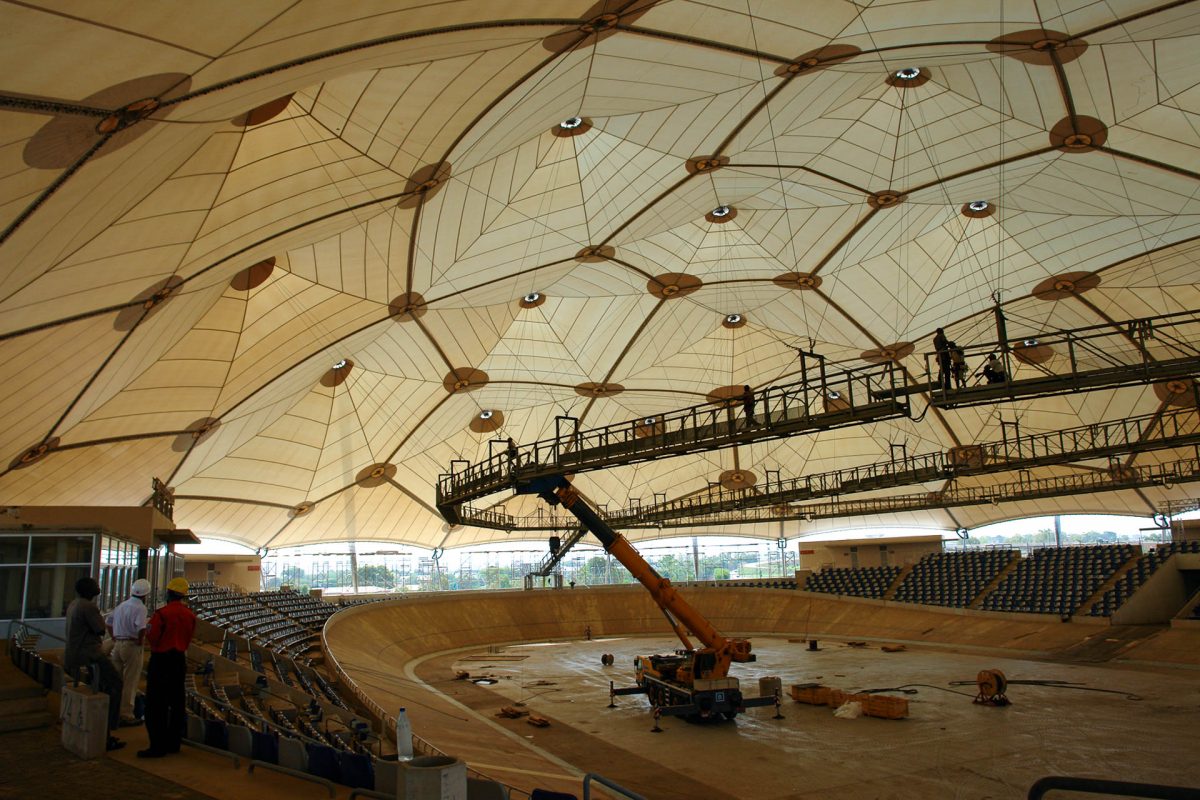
[166,577,189,595]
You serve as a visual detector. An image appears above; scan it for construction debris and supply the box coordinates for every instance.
[881,644,907,653]
[526,714,550,727]
[497,706,528,718]
[790,684,909,719]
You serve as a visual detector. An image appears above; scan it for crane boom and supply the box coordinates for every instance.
[522,475,754,680]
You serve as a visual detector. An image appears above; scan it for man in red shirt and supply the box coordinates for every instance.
[138,577,196,758]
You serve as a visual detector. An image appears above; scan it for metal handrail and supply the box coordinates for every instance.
[451,408,1200,531]
[1027,775,1200,799]
[438,360,907,509]
[923,310,1200,406]
[583,772,648,800]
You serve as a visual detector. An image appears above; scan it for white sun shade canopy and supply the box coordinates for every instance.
[1,1,1199,550]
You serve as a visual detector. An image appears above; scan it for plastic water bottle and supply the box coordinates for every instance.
[395,707,413,761]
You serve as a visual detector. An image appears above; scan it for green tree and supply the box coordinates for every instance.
[357,564,395,589]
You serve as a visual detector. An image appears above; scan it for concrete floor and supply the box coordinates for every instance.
[430,635,1200,799]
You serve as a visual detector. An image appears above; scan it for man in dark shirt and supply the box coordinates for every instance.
[139,577,197,758]
[64,576,125,751]
[741,385,757,426]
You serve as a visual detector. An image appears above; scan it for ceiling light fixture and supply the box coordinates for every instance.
[643,417,657,425]
[479,409,494,420]
[827,390,842,400]
[725,313,742,325]
[968,200,990,212]
[1023,338,1039,347]
[711,205,731,217]
[559,117,583,129]
[523,292,541,303]
[895,67,921,80]
[332,359,348,369]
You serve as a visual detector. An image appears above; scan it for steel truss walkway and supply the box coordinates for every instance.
[437,309,1200,527]
[437,360,908,523]
[887,309,1200,409]
[606,406,1200,524]
[614,456,1200,529]
[446,408,1200,530]
[451,456,1200,532]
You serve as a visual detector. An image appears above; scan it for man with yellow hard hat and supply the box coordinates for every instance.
[139,577,196,758]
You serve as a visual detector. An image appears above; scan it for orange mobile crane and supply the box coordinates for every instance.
[521,475,776,720]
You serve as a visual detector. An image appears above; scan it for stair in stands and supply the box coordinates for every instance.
[968,552,1022,609]
[0,661,53,733]
[882,564,914,600]
[1173,585,1200,621]
[1075,550,1144,618]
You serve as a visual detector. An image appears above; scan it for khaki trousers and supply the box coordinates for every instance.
[109,639,143,720]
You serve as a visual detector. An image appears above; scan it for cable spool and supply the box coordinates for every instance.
[974,668,1010,706]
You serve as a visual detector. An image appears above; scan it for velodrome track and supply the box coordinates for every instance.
[323,586,1200,795]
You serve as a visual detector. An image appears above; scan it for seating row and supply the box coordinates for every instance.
[981,544,1137,615]
[1089,540,1200,616]
[804,565,900,599]
[893,549,1017,608]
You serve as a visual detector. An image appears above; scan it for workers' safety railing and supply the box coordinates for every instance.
[618,406,1200,523]
[451,456,1199,531]
[636,456,1200,528]
[437,361,909,517]
[919,310,1200,408]
[449,409,1200,531]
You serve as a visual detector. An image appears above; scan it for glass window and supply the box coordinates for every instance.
[0,537,28,564]
[0,566,25,618]
[30,535,93,565]
[0,534,27,566]
[24,565,89,618]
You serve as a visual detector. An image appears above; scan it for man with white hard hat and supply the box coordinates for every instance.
[107,578,151,726]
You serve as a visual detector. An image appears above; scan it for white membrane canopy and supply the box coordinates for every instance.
[1,1,1199,548]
